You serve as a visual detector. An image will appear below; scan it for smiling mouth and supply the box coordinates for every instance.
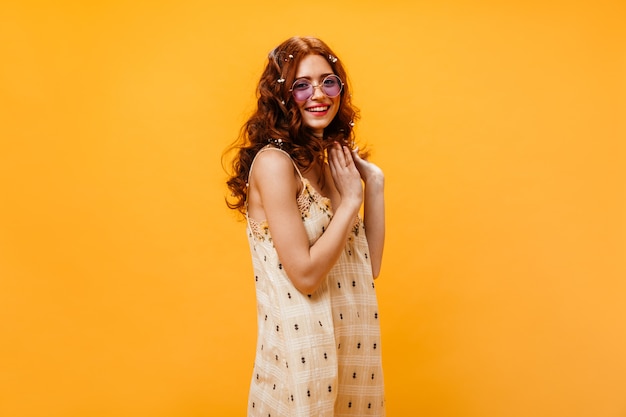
[306,105,330,113]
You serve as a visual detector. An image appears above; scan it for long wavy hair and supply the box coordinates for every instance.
[224,36,363,215]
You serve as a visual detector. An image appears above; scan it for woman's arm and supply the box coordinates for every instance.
[250,144,363,294]
[352,150,385,278]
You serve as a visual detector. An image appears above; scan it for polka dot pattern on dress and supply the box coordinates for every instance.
[245,148,385,416]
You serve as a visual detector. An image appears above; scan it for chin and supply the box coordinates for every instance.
[303,121,329,134]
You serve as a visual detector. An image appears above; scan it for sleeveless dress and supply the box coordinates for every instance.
[246,147,385,417]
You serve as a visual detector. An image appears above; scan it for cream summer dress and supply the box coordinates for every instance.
[246,146,385,417]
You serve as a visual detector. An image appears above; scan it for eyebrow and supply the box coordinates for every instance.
[294,72,334,80]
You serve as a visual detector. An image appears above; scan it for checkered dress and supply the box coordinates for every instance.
[246,147,385,416]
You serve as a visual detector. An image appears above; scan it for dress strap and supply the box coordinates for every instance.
[245,145,304,233]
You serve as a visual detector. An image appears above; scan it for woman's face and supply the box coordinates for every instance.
[291,54,341,136]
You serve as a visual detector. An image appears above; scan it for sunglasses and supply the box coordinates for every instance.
[290,75,344,102]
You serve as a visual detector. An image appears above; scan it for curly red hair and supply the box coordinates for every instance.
[224,36,363,215]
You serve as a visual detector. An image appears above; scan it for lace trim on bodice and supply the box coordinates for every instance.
[247,217,268,241]
[247,178,332,241]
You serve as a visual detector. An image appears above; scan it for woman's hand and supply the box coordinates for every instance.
[328,142,363,210]
[351,147,384,185]
[350,147,385,278]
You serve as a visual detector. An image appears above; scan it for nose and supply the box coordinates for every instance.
[310,83,325,100]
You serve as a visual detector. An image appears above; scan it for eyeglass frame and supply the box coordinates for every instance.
[289,74,344,102]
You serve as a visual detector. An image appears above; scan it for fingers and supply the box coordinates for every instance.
[328,147,338,178]
[351,147,363,167]
[342,145,354,167]
[328,143,363,206]
[329,142,351,170]
[331,142,355,168]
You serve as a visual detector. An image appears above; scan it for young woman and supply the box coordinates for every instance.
[226,36,386,416]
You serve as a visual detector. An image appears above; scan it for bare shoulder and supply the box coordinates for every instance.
[250,148,299,190]
[253,148,293,173]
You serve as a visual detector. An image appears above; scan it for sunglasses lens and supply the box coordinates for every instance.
[292,80,312,101]
[290,75,343,101]
[322,75,342,97]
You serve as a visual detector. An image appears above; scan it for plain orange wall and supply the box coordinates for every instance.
[1,1,625,416]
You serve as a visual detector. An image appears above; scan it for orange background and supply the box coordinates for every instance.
[1,1,625,416]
